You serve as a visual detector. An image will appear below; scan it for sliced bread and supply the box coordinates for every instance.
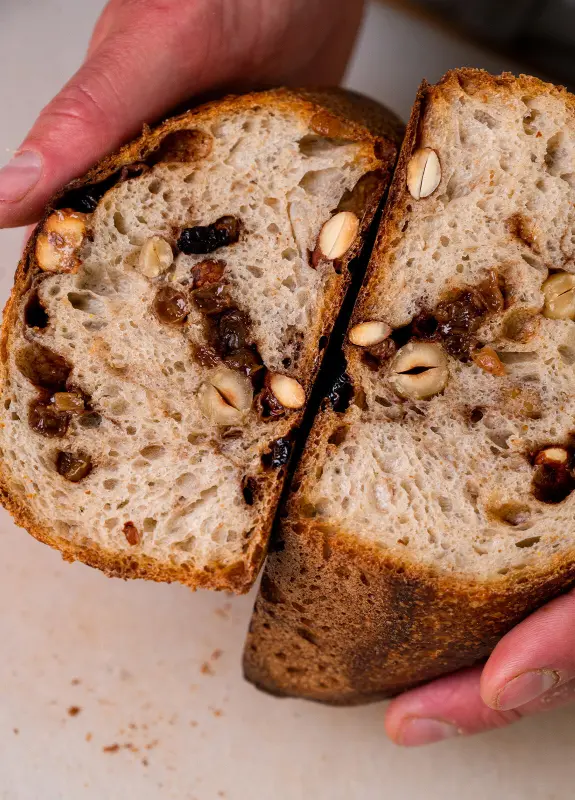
[0,88,401,592]
[244,70,575,701]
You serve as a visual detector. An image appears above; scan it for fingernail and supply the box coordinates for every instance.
[397,717,460,747]
[0,151,43,203]
[495,669,559,711]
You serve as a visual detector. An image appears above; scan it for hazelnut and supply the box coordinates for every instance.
[472,346,506,376]
[390,342,449,400]
[534,447,569,466]
[318,211,359,260]
[138,236,173,278]
[35,210,88,273]
[542,272,575,320]
[268,374,306,410]
[198,367,253,425]
[349,320,392,348]
[503,309,540,342]
[407,148,441,200]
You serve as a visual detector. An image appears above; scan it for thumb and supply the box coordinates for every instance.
[0,0,243,228]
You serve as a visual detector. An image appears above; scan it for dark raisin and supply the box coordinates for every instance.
[78,411,102,429]
[153,286,188,325]
[29,400,70,438]
[177,216,241,255]
[365,338,396,365]
[262,438,292,469]
[439,327,477,360]
[60,187,101,213]
[191,283,230,315]
[16,344,71,391]
[242,476,257,505]
[123,521,141,545]
[56,451,92,482]
[24,290,49,329]
[477,270,505,312]
[191,259,226,289]
[215,309,250,355]
[327,373,354,413]
[410,314,438,340]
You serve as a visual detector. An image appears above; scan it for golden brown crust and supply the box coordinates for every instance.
[243,70,575,698]
[0,87,402,594]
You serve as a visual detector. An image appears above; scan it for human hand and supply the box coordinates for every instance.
[0,0,365,228]
[385,589,575,745]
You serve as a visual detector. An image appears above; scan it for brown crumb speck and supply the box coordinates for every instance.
[214,603,232,619]
[211,708,223,718]
[145,739,159,750]
[13,728,19,735]
[71,678,81,686]
[103,744,120,754]
[142,758,149,767]
[85,733,93,743]
[67,706,81,717]
[201,661,214,676]
[211,649,223,661]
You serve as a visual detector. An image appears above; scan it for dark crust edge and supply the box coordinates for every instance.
[0,87,402,594]
[243,69,575,695]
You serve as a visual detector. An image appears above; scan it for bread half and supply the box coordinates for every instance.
[0,88,401,592]
[244,70,575,702]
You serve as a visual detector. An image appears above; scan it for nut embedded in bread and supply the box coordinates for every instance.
[244,69,575,703]
[0,87,401,592]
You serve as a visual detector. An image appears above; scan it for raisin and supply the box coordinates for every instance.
[215,309,250,355]
[24,290,49,329]
[123,521,141,546]
[153,286,188,325]
[191,259,226,290]
[60,164,148,213]
[257,384,286,419]
[192,344,220,368]
[29,400,69,438]
[327,373,354,413]
[532,462,575,504]
[191,283,230,315]
[150,130,213,164]
[365,338,396,365]
[262,437,292,469]
[224,347,264,377]
[78,411,102,429]
[477,270,505,312]
[16,344,71,391]
[56,451,92,482]
[177,216,241,255]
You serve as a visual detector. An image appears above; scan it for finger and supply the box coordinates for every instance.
[0,0,247,228]
[480,589,575,711]
[385,665,575,747]
[385,667,518,746]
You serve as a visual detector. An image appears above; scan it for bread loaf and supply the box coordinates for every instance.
[0,88,401,592]
[244,70,575,702]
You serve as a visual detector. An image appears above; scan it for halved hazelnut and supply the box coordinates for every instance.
[198,367,253,425]
[542,272,575,320]
[269,374,306,410]
[534,447,569,466]
[407,148,441,200]
[472,346,506,376]
[138,236,173,278]
[390,342,448,400]
[35,210,88,273]
[318,211,359,260]
[349,320,392,348]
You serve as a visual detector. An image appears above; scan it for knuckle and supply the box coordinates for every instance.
[40,82,110,131]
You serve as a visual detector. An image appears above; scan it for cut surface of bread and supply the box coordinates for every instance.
[0,88,401,592]
[244,70,575,702]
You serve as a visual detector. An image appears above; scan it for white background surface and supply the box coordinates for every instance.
[0,2,574,798]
